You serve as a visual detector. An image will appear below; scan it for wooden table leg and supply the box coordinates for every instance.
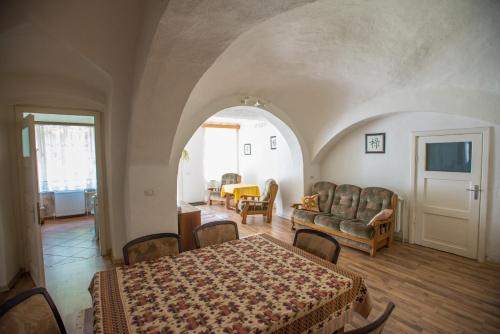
[225,194,230,209]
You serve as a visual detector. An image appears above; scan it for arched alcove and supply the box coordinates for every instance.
[177,105,304,219]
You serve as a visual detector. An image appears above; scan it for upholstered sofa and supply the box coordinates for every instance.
[291,182,397,257]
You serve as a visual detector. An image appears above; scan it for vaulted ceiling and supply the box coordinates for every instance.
[130,0,500,166]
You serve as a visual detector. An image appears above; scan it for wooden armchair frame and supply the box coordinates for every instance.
[240,182,278,224]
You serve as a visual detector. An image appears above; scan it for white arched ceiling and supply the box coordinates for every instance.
[0,22,111,107]
[128,0,317,165]
[177,0,500,164]
[126,0,499,241]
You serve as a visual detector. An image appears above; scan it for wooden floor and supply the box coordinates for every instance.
[2,205,500,333]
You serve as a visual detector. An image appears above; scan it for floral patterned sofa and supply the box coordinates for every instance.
[291,182,398,257]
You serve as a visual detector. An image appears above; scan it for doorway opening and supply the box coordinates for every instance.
[177,106,304,225]
[32,115,99,270]
[16,106,108,286]
[410,127,490,261]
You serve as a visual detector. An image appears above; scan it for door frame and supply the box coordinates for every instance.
[409,127,490,262]
[15,104,109,257]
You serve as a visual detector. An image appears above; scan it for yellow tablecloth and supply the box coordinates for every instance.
[220,183,260,202]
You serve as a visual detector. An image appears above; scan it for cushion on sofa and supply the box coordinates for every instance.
[314,214,343,230]
[368,209,393,226]
[356,187,394,222]
[301,194,320,212]
[292,209,324,224]
[331,184,361,219]
[312,181,336,213]
[340,220,375,239]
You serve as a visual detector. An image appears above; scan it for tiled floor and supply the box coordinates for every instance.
[42,216,100,268]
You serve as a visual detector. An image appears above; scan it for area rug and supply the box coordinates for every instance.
[188,201,206,206]
[76,308,94,334]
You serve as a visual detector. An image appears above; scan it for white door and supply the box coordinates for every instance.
[415,133,482,259]
[20,114,46,286]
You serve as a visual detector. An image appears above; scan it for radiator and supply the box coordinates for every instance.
[54,191,85,217]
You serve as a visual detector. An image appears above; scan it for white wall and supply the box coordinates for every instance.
[177,128,206,203]
[203,128,239,183]
[320,112,500,262]
[0,108,22,289]
[238,120,301,217]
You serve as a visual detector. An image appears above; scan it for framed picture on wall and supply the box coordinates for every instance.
[270,136,277,150]
[365,133,385,153]
[244,143,252,155]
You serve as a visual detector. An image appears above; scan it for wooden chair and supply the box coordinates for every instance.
[208,173,241,205]
[39,191,56,223]
[293,229,341,264]
[193,220,239,249]
[123,233,180,265]
[0,287,66,334]
[239,179,278,224]
[344,302,395,334]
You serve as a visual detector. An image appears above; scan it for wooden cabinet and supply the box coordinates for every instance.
[177,203,201,252]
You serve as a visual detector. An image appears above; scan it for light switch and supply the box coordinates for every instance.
[144,189,155,196]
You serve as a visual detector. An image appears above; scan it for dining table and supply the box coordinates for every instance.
[220,183,260,211]
[89,233,372,334]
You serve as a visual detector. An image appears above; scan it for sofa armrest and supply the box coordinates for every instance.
[369,217,392,228]
[291,203,303,209]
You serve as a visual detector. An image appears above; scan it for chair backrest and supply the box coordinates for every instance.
[40,192,55,216]
[345,302,395,334]
[221,173,241,186]
[356,187,394,222]
[312,181,337,213]
[193,220,239,248]
[260,179,278,202]
[123,233,180,265]
[293,229,341,264]
[0,287,66,334]
[331,184,361,219]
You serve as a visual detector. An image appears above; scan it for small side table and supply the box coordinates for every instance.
[177,203,201,252]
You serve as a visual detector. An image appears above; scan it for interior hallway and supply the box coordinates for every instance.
[43,216,112,333]
[42,216,100,267]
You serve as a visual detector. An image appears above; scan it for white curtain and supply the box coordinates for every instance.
[35,124,97,192]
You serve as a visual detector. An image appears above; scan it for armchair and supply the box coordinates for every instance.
[208,173,241,205]
[239,179,278,224]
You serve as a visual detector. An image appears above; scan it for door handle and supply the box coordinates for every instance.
[465,185,481,200]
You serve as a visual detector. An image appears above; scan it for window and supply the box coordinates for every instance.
[426,141,472,173]
[36,124,97,191]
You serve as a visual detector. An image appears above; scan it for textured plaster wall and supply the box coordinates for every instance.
[320,112,500,262]
[126,0,500,245]
[0,0,150,274]
[0,107,22,288]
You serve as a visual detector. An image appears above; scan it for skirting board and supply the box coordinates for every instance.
[0,269,25,292]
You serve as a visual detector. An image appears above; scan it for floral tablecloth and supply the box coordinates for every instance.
[89,234,371,334]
